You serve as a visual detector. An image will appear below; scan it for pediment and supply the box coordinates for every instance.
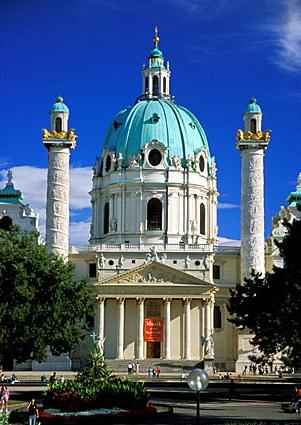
[97,260,214,288]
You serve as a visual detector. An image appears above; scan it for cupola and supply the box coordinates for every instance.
[141,27,171,99]
[50,96,69,132]
[243,98,262,133]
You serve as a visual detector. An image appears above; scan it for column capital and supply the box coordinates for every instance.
[163,298,172,303]
[136,297,145,305]
[117,297,125,304]
[183,298,192,305]
[95,296,105,303]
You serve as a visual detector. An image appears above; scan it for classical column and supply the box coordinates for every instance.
[200,300,205,359]
[183,298,191,359]
[136,298,144,359]
[117,298,125,359]
[95,297,105,353]
[163,298,171,359]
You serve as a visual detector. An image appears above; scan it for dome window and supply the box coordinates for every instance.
[250,118,257,132]
[153,75,159,96]
[200,203,205,235]
[145,77,149,93]
[151,113,160,123]
[105,155,112,172]
[189,122,196,130]
[103,202,109,234]
[113,120,121,131]
[163,77,167,93]
[55,117,62,132]
[148,149,162,166]
[199,155,205,172]
[147,198,162,230]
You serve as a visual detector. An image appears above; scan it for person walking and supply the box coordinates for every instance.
[1,386,9,412]
[27,398,39,425]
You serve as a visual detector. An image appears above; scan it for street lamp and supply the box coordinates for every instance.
[188,368,209,424]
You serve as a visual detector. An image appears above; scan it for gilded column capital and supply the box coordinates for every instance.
[163,298,172,303]
[183,298,192,305]
[136,297,145,305]
[117,297,125,304]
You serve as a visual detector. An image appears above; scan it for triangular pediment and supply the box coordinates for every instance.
[97,260,215,288]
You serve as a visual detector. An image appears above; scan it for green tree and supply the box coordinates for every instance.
[227,218,301,367]
[0,226,94,369]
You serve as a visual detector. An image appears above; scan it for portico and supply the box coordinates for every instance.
[94,261,217,361]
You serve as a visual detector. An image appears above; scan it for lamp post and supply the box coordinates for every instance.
[188,368,209,424]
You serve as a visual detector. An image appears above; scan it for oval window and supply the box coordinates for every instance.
[148,149,162,166]
[105,155,111,172]
[199,155,205,172]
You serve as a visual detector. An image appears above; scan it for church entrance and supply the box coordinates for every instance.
[146,341,161,358]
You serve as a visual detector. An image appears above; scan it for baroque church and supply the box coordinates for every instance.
[1,30,300,372]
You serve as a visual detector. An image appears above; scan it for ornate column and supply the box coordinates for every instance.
[136,298,144,359]
[163,298,171,359]
[183,298,191,359]
[95,297,105,353]
[200,300,205,359]
[117,298,125,359]
[236,100,270,281]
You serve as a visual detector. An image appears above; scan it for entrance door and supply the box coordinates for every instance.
[146,341,161,358]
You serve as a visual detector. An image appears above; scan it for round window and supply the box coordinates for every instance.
[195,260,201,266]
[148,149,162,166]
[105,155,112,172]
[108,260,114,266]
[199,155,205,172]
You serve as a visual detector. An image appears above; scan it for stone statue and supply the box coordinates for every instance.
[117,152,123,170]
[149,245,160,262]
[117,255,124,269]
[24,203,31,216]
[204,334,214,357]
[110,218,117,232]
[159,253,167,264]
[129,154,141,168]
[172,155,181,169]
[98,253,106,269]
[187,154,193,169]
[190,218,197,233]
[236,129,244,141]
[185,255,191,268]
[202,256,210,270]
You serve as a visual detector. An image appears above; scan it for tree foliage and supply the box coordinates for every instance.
[227,218,301,367]
[0,226,94,367]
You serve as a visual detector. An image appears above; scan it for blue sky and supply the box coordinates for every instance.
[1,0,301,245]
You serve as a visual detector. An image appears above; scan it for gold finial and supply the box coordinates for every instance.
[153,26,159,47]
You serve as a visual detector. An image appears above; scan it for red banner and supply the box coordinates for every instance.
[144,318,164,342]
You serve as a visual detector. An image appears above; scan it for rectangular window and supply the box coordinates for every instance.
[213,264,220,280]
[89,263,97,278]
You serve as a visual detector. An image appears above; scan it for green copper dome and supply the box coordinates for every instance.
[244,98,262,114]
[51,96,69,114]
[103,98,211,167]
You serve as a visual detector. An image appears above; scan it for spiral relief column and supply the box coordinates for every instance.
[42,97,76,259]
[236,99,271,282]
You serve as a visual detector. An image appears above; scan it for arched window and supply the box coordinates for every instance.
[214,305,222,329]
[103,202,109,234]
[163,77,166,93]
[145,77,149,93]
[250,118,257,133]
[147,198,162,230]
[200,203,205,235]
[55,117,62,132]
[152,75,159,96]
[0,216,12,231]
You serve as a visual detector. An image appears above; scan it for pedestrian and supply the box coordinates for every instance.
[27,398,39,425]
[49,372,57,385]
[60,375,65,384]
[1,386,9,412]
[147,367,152,378]
[135,362,140,374]
[127,362,133,375]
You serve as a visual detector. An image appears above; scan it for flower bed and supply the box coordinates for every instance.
[40,405,157,424]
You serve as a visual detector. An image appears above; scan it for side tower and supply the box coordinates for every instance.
[42,97,76,258]
[236,99,271,281]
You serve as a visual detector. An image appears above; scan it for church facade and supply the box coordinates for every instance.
[4,31,298,372]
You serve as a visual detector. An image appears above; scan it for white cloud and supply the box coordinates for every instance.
[218,236,241,247]
[266,0,301,71]
[218,203,240,209]
[70,220,91,245]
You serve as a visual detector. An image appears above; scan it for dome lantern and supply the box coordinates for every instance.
[243,98,263,133]
[50,96,69,132]
[142,28,171,99]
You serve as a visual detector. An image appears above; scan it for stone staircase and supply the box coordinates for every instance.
[105,359,202,375]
